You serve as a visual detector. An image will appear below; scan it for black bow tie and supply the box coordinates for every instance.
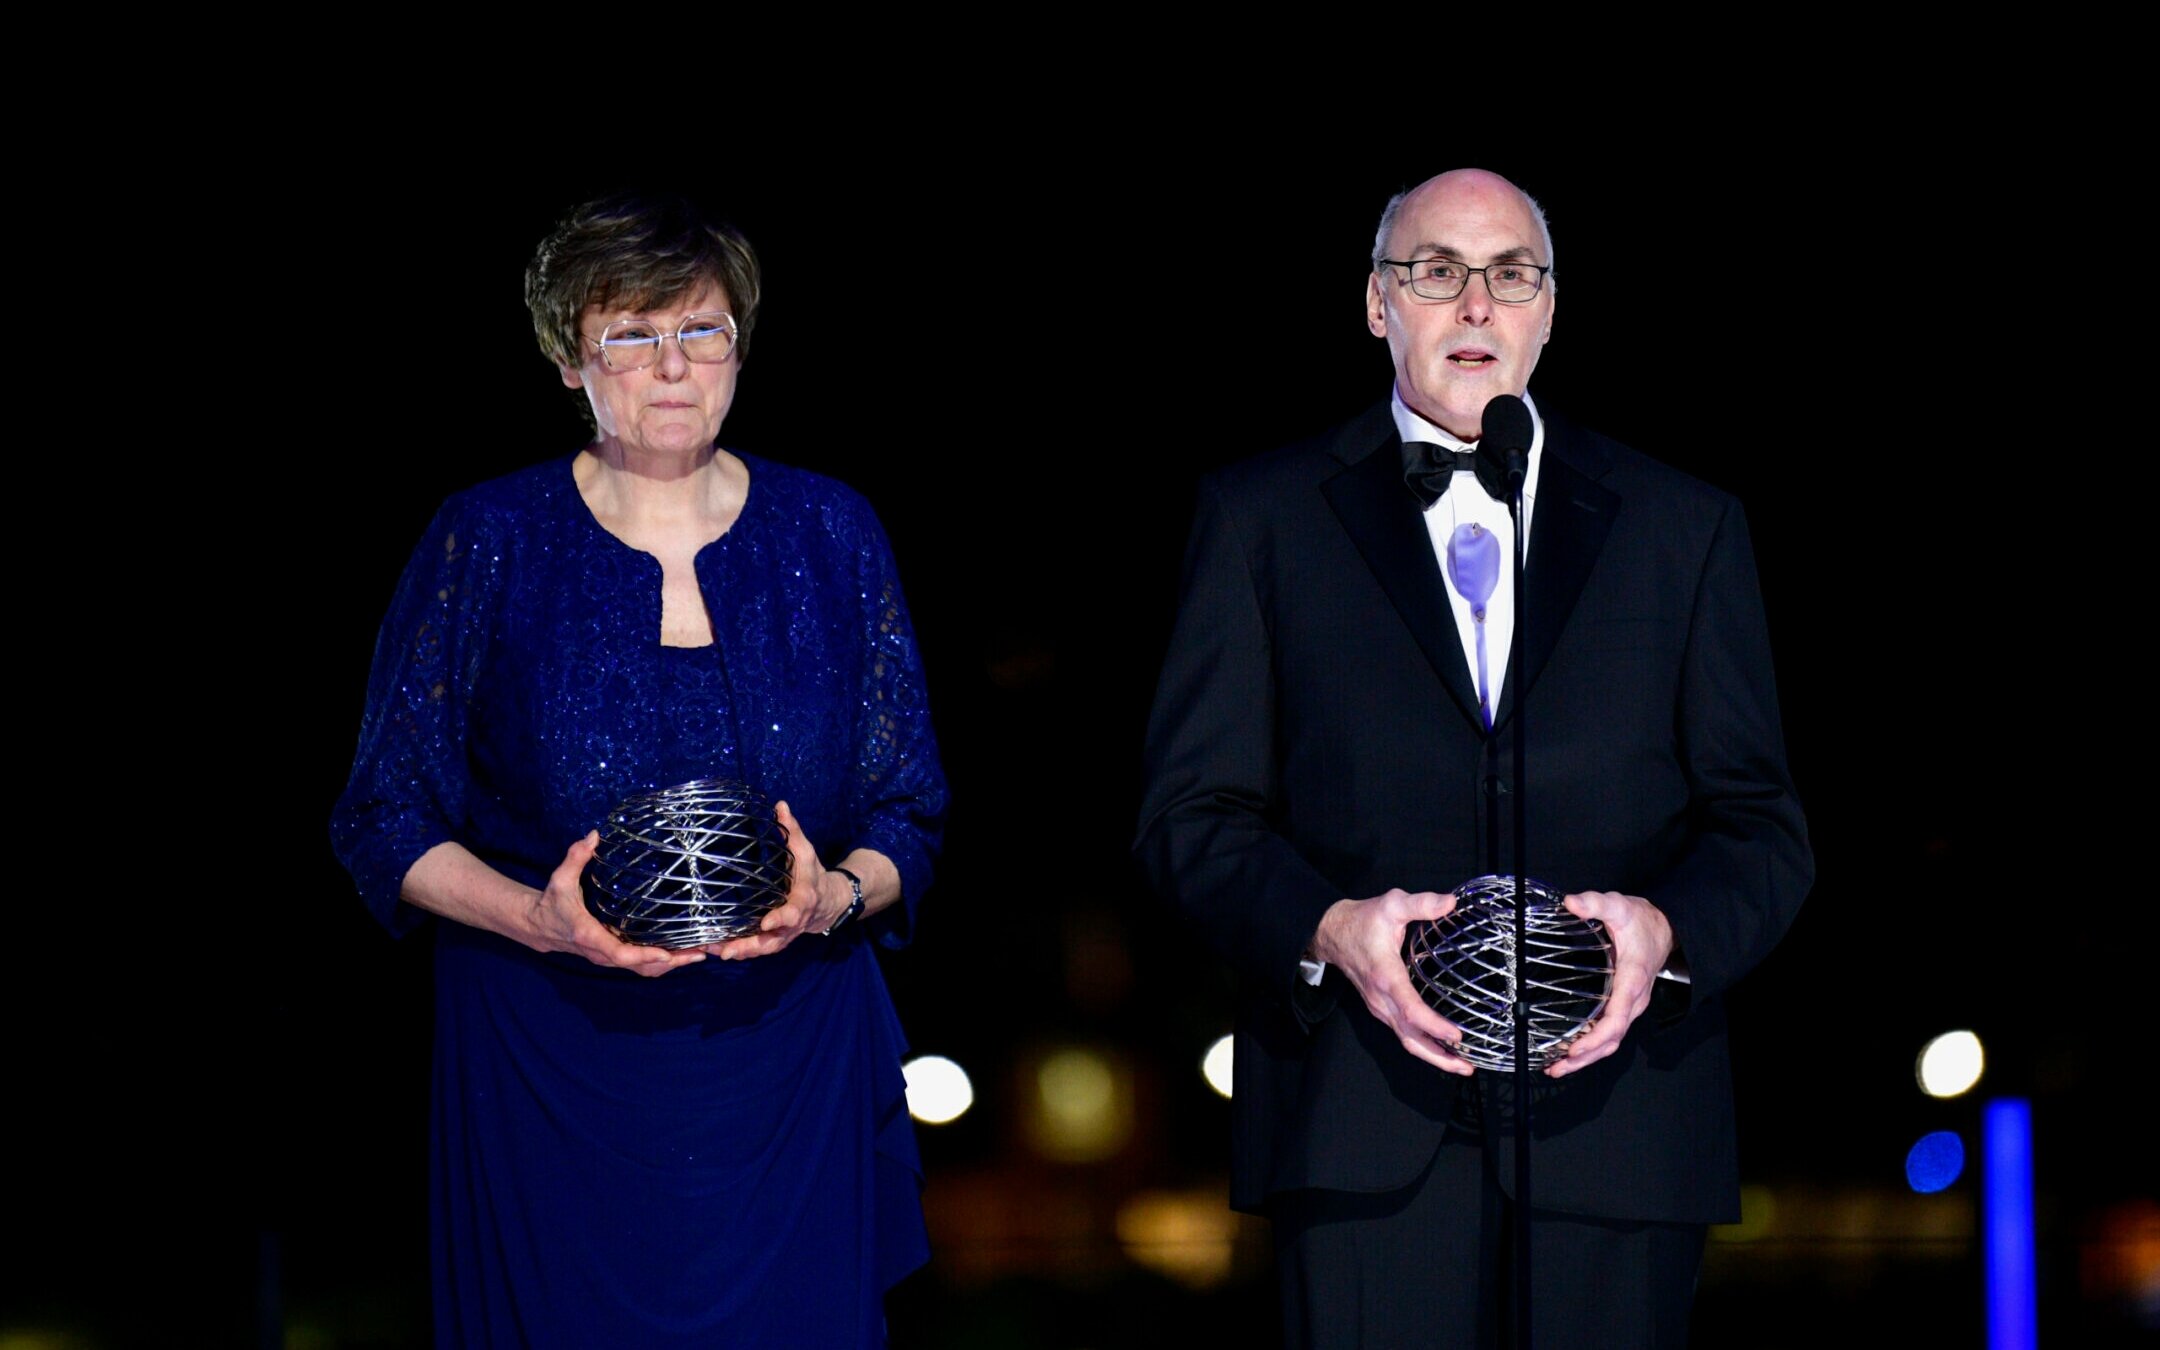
[1402,439,1512,509]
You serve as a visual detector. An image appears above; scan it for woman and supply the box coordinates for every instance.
[330,190,947,1347]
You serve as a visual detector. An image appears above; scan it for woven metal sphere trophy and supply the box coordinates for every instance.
[1401,875,1615,1072]
[582,778,793,948]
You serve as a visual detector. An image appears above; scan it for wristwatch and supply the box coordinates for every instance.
[820,866,864,936]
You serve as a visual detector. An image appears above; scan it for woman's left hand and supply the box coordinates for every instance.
[708,800,844,960]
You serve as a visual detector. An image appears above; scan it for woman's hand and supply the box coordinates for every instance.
[708,800,847,960]
[524,831,710,977]
[403,835,705,976]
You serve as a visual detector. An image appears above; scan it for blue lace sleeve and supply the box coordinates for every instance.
[329,495,504,935]
[840,497,947,949]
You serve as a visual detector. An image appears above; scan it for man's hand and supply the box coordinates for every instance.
[1311,889,1476,1076]
[1548,890,1675,1077]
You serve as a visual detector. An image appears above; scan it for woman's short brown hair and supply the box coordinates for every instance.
[524,190,763,372]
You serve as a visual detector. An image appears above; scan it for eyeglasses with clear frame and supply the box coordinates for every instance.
[1376,259,1552,304]
[582,311,739,372]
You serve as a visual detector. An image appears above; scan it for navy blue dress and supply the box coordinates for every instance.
[331,453,947,1347]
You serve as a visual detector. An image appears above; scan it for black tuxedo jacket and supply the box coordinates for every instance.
[1136,400,1812,1224]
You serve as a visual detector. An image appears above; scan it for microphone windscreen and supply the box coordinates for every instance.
[1480,394,1535,456]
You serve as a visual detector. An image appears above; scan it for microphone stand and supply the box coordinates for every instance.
[1505,445,1531,1350]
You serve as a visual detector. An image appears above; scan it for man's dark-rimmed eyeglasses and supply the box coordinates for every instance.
[1377,259,1551,304]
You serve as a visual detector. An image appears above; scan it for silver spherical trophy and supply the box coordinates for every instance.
[583,778,793,948]
[1402,875,1614,1072]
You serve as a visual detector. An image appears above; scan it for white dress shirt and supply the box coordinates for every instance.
[1300,391,1547,986]
[1391,389,1544,725]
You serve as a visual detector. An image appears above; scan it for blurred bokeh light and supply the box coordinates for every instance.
[1906,1130,1965,1193]
[904,1054,974,1125]
[1201,1034,1234,1099]
[1917,1029,1985,1098]
[1025,1047,1133,1162]
[1717,1183,1777,1242]
[1116,1189,1240,1288]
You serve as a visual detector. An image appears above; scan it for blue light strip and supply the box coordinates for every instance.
[1984,1098,2036,1350]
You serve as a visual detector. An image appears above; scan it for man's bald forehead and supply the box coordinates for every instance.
[1405,168,1530,205]
[1372,168,1555,274]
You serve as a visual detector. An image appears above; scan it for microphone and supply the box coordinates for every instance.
[1479,393,1535,493]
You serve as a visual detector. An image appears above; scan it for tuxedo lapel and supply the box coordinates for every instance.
[1320,427,1487,728]
[1493,415,1619,728]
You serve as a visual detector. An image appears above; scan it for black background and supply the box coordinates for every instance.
[18,112,2147,1346]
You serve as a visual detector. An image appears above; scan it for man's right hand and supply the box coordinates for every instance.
[1310,890,1476,1076]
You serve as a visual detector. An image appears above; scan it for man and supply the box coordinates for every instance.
[1134,168,1811,1348]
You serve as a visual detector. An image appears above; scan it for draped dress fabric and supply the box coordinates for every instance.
[331,452,947,1348]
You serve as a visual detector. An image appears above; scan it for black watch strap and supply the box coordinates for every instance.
[821,866,865,936]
